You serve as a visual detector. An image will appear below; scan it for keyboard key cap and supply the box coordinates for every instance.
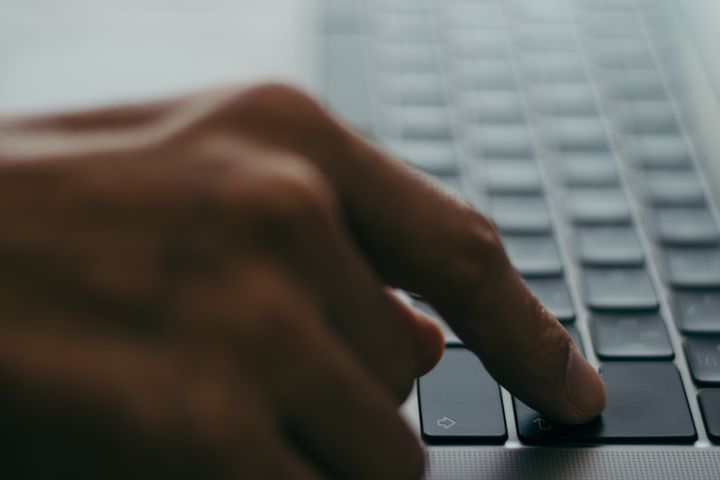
[459,91,526,125]
[557,153,619,187]
[602,70,666,101]
[412,299,460,344]
[622,134,692,169]
[452,59,517,91]
[653,207,720,246]
[542,117,609,152]
[663,248,720,288]
[382,73,445,106]
[529,84,598,117]
[613,100,679,134]
[582,267,659,311]
[566,189,632,225]
[589,40,655,70]
[373,42,438,73]
[643,170,706,207]
[502,234,563,277]
[394,106,452,140]
[574,226,644,267]
[524,277,575,322]
[698,389,720,443]
[372,13,433,43]
[512,26,578,53]
[685,338,720,385]
[446,30,507,59]
[591,313,673,360]
[388,140,458,175]
[519,53,588,84]
[442,4,503,31]
[515,362,696,443]
[672,290,720,334]
[418,347,507,444]
[466,125,535,159]
[480,160,543,195]
[488,195,552,234]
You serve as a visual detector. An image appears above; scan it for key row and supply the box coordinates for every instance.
[414,295,720,382]
[418,347,710,444]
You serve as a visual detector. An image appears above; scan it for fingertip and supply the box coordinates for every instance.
[562,346,607,424]
[413,318,445,377]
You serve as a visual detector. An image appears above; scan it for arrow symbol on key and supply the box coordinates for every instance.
[437,416,456,429]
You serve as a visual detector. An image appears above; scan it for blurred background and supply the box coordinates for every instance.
[0,0,319,114]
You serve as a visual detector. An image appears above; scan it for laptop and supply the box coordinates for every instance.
[321,0,720,478]
[2,0,720,478]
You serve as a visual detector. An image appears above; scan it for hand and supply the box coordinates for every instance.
[0,84,605,479]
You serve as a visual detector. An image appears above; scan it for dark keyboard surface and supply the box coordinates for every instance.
[326,0,720,448]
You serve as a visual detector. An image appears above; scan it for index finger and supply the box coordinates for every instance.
[233,84,606,425]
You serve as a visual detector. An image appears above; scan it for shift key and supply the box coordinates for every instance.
[418,347,507,444]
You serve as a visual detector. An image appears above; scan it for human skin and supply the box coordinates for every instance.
[0,84,605,479]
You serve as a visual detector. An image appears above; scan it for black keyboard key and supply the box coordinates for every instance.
[698,389,720,443]
[446,30,506,57]
[542,117,609,152]
[603,70,666,101]
[591,313,673,360]
[582,267,659,311]
[643,170,706,207]
[566,189,632,225]
[466,125,535,159]
[524,277,575,322]
[685,338,720,385]
[502,234,563,277]
[443,5,504,32]
[481,160,543,195]
[453,59,517,91]
[653,207,720,246]
[574,226,644,267]
[418,347,507,444]
[589,40,655,70]
[614,100,679,135]
[515,362,696,443]
[374,42,438,73]
[622,134,692,169]
[672,290,720,334]
[395,106,452,140]
[519,53,588,84]
[382,73,445,106]
[459,91,526,124]
[372,13,433,43]
[529,83,599,116]
[488,195,553,234]
[412,299,461,345]
[557,154,619,188]
[512,26,577,53]
[663,248,720,288]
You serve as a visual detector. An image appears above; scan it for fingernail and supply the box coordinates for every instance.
[565,347,606,418]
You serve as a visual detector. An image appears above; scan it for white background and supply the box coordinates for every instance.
[0,0,318,114]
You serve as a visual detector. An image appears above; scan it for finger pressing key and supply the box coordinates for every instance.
[232,84,607,424]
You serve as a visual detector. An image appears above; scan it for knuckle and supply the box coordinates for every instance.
[245,160,338,237]
[445,210,511,296]
[217,83,331,135]
[239,83,319,113]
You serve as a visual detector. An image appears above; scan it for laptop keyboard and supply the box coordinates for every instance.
[329,0,720,446]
